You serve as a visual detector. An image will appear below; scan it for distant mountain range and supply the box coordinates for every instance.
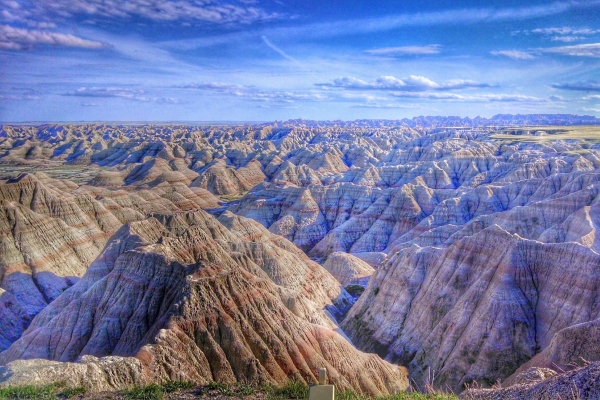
[283,114,600,128]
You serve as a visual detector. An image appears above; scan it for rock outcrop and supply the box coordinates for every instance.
[342,224,600,392]
[0,173,218,353]
[0,356,148,392]
[0,210,408,395]
[322,252,375,286]
[462,363,600,400]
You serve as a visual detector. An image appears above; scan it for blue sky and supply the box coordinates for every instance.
[1,0,600,121]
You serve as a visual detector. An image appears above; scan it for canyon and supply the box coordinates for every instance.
[2,115,600,398]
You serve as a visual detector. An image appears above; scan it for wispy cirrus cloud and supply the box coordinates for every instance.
[390,92,464,99]
[65,87,145,98]
[0,94,40,100]
[551,80,600,92]
[513,26,600,42]
[175,82,324,103]
[352,103,422,109]
[391,92,552,102]
[261,35,298,63]
[64,87,179,103]
[550,36,585,42]
[532,27,600,35]
[365,44,441,56]
[0,24,107,50]
[180,78,555,107]
[536,43,600,57]
[492,43,600,60]
[175,82,247,91]
[163,0,600,51]
[491,50,536,60]
[0,0,281,26]
[315,75,493,92]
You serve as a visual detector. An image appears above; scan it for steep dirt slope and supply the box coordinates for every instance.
[0,211,407,396]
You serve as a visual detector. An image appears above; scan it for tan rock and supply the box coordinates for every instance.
[322,252,375,286]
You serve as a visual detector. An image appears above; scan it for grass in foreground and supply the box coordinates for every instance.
[0,382,86,400]
[263,381,456,400]
[0,380,458,400]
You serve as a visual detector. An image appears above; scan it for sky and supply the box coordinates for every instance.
[1,0,600,122]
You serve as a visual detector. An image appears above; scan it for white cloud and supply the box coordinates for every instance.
[1,0,280,26]
[66,87,144,98]
[391,92,464,99]
[511,26,599,43]
[176,82,247,91]
[175,81,324,103]
[352,103,421,109]
[532,27,600,35]
[261,35,298,63]
[392,92,561,103]
[0,24,106,50]
[316,75,493,92]
[551,36,585,42]
[551,80,600,92]
[65,87,179,103]
[365,44,441,56]
[164,1,600,51]
[583,95,600,100]
[491,50,536,60]
[0,93,40,100]
[537,43,600,57]
[477,94,544,102]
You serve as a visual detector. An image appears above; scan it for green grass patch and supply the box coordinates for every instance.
[206,381,255,397]
[265,380,309,400]
[120,380,198,399]
[345,285,366,297]
[161,381,194,393]
[0,380,458,400]
[219,191,249,203]
[121,383,165,400]
[337,389,370,400]
[60,386,86,398]
[337,389,458,400]
[0,384,59,400]
[264,382,457,400]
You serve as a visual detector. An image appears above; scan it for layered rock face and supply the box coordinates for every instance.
[0,210,408,395]
[343,225,600,391]
[462,363,600,400]
[0,173,121,351]
[0,173,218,352]
[322,252,375,286]
[0,356,148,392]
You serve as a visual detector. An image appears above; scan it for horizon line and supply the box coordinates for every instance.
[1,113,600,126]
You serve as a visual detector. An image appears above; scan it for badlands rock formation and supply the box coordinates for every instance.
[0,172,218,352]
[2,117,600,395]
[462,363,600,400]
[322,252,375,286]
[0,210,407,395]
[0,356,148,392]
